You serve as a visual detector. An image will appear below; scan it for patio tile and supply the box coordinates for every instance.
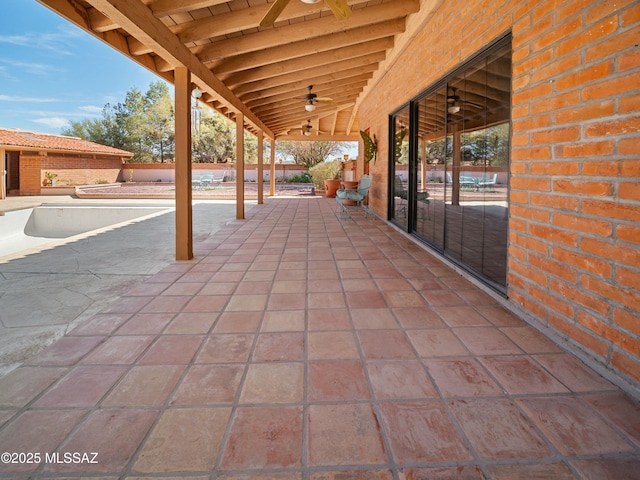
[253,332,305,362]
[0,366,68,407]
[101,295,153,313]
[170,364,244,405]
[225,294,268,311]
[0,409,87,473]
[571,458,640,480]
[378,401,472,463]
[341,278,379,292]
[308,292,347,309]
[449,398,553,460]
[358,330,416,359]
[393,307,445,329]
[346,291,387,308]
[220,406,303,469]
[273,280,308,293]
[239,363,304,404]
[199,282,238,295]
[383,290,427,308]
[432,306,491,326]
[533,353,616,392]
[183,294,230,312]
[486,463,576,479]
[115,312,174,335]
[140,295,191,313]
[124,282,170,296]
[477,305,526,326]
[308,360,371,401]
[307,309,351,330]
[164,312,218,334]
[235,280,272,294]
[423,357,503,397]
[421,290,466,306]
[308,403,388,466]
[268,292,307,310]
[45,409,157,473]
[351,308,399,329]
[309,471,393,480]
[134,407,231,473]
[400,467,485,479]
[25,336,104,366]
[160,282,204,296]
[33,365,126,407]
[214,311,262,333]
[243,270,277,281]
[453,327,523,355]
[81,335,154,364]
[500,325,564,352]
[584,393,640,447]
[480,355,569,395]
[197,334,253,363]
[366,360,438,399]
[517,396,635,455]
[68,313,132,335]
[137,335,204,364]
[102,365,185,407]
[261,310,306,331]
[308,331,360,359]
[406,329,469,357]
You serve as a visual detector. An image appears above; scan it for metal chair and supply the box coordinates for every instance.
[336,174,373,220]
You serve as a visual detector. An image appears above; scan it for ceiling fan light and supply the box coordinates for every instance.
[305,102,316,112]
[304,130,311,136]
[448,104,461,114]
[301,0,321,4]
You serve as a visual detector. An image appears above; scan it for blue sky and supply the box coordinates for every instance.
[0,0,161,134]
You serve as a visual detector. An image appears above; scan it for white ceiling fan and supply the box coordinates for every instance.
[260,0,352,28]
[301,85,334,112]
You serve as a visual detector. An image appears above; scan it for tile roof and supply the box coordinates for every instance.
[0,128,133,157]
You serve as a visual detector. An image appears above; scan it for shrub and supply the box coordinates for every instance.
[286,172,312,183]
[309,160,341,189]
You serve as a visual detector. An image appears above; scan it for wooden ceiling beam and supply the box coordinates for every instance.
[82,0,273,138]
[174,0,371,45]
[145,0,230,18]
[220,38,393,87]
[207,18,405,74]
[194,0,419,62]
[251,85,365,116]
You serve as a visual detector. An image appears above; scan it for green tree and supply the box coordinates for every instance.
[276,141,349,168]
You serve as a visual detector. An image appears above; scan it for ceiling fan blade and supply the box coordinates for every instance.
[260,0,291,28]
[324,0,352,20]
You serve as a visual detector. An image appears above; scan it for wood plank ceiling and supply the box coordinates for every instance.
[37,0,429,141]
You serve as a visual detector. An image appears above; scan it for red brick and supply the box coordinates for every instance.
[577,311,639,355]
[511,204,550,223]
[621,2,640,26]
[530,90,581,115]
[620,160,640,176]
[530,193,579,211]
[611,351,640,382]
[582,160,621,176]
[529,252,578,283]
[584,117,640,137]
[531,127,581,145]
[617,224,640,245]
[587,0,638,23]
[619,93,640,114]
[533,17,583,51]
[616,266,640,292]
[582,199,640,223]
[619,50,640,73]
[581,276,640,308]
[586,25,640,62]
[555,100,615,124]
[553,179,613,196]
[511,232,549,255]
[509,259,549,288]
[528,284,575,318]
[581,237,640,267]
[529,223,579,247]
[510,177,551,192]
[619,182,640,201]
[555,140,615,158]
[551,245,612,279]
[549,314,609,358]
[614,308,640,336]
[552,213,612,237]
[551,279,611,316]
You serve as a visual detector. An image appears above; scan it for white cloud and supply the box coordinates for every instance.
[0,94,57,102]
[33,117,69,129]
[0,26,83,56]
[78,105,103,113]
[0,58,56,76]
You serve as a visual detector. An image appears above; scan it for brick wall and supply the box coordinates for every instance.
[41,155,123,186]
[359,0,640,391]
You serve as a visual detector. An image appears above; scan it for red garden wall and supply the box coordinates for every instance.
[359,0,640,391]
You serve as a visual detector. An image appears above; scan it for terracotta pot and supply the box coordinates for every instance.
[324,179,341,198]
[340,180,359,205]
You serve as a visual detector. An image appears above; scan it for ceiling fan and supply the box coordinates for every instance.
[447,87,484,113]
[302,120,313,136]
[260,0,352,28]
[302,85,334,112]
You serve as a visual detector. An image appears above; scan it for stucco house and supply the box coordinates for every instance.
[0,128,133,197]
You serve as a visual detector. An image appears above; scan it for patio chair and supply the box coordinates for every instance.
[336,174,372,220]
[210,170,226,186]
[200,175,213,187]
[192,174,202,189]
[394,175,408,218]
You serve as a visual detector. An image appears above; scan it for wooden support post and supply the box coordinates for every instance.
[0,148,6,200]
[257,130,264,205]
[236,112,245,220]
[174,67,193,260]
[269,138,276,197]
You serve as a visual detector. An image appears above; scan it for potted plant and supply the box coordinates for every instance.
[360,130,377,164]
[309,159,342,197]
[42,171,58,187]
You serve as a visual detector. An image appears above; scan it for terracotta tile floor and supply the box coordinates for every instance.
[0,197,639,479]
